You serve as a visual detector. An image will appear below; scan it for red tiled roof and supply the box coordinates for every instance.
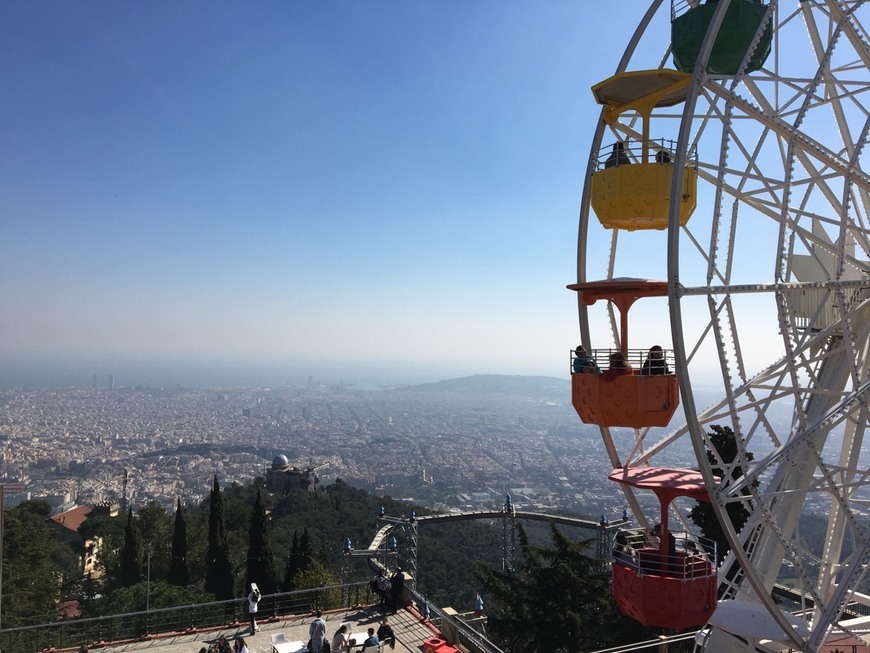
[49,505,92,532]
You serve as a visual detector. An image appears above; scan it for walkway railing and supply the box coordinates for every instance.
[0,582,372,653]
[408,587,505,653]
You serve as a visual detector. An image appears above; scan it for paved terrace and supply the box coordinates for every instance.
[89,605,439,653]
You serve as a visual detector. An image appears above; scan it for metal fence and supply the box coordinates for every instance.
[0,582,371,653]
[593,139,699,171]
[788,285,870,332]
[408,587,505,653]
[570,348,676,376]
[614,528,716,580]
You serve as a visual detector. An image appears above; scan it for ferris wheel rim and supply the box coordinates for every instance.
[575,0,870,647]
[675,1,870,647]
[667,0,806,643]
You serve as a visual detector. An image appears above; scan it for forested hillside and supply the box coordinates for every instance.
[2,477,504,624]
[1,476,849,631]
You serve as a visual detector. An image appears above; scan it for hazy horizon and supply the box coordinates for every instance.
[0,354,571,390]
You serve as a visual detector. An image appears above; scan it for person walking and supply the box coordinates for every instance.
[247,584,261,634]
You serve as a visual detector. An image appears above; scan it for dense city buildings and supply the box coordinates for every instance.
[0,375,771,521]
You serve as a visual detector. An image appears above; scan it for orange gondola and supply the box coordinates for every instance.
[568,278,679,429]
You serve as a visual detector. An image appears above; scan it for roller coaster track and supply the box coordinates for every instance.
[414,510,626,529]
[343,508,630,591]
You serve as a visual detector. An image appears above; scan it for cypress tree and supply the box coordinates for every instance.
[688,424,757,564]
[168,497,188,587]
[246,487,277,594]
[281,527,315,592]
[204,475,234,599]
[283,531,301,591]
[299,527,313,573]
[118,507,141,587]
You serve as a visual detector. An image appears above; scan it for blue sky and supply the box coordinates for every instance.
[0,1,659,387]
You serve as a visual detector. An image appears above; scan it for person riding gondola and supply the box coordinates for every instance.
[641,345,670,375]
[572,345,599,373]
[604,141,631,168]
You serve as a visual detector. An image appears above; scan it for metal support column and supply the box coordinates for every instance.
[502,495,516,573]
[598,516,630,568]
[340,552,352,606]
[408,518,418,590]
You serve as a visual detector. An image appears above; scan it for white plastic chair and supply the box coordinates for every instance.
[361,645,382,653]
[271,632,296,653]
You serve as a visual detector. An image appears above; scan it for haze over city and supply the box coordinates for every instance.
[0,2,675,389]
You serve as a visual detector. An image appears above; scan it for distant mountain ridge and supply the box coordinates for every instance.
[400,373,568,397]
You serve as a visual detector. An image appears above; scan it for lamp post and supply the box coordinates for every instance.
[0,484,4,650]
[146,550,151,613]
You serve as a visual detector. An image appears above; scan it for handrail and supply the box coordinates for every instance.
[594,138,698,170]
[591,631,698,653]
[788,285,870,331]
[0,582,371,653]
[407,587,505,653]
[612,528,716,580]
[571,347,676,375]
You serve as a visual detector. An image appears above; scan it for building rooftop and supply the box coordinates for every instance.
[50,505,93,533]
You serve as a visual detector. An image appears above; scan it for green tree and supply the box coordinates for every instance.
[168,498,188,587]
[283,531,301,591]
[688,424,756,564]
[246,488,277,594]
[1,503,71,627]
[181,502,209,590]
[477,523,648,652]
[84,581,213,616]
[293,558,338,589]
[299,527,314,572]
[118,508,141,587]
[17,499,52,519]
[282,527,318,592]
[205,475,234,599]
[137,501,171,579]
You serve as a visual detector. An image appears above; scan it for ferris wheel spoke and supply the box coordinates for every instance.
[680,278,868,295]
[696,165,791,223]
[713,125,784,200]
[707,84,870,188]
[845,138,870,249]
[738,388,870,493]
[576,0,869,644]
[633,431,687,466]
[707,296,767,445]
[822,0,870,68]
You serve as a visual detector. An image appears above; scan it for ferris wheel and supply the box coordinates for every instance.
[571,1,870,651]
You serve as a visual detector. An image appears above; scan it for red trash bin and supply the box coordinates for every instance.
[423,637,447,653]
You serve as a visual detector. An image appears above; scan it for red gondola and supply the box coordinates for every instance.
[609,467,718,630]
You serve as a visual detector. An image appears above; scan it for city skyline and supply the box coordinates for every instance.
[0,2,667,389]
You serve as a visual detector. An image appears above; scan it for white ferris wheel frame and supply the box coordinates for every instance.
[575,0,870,650]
